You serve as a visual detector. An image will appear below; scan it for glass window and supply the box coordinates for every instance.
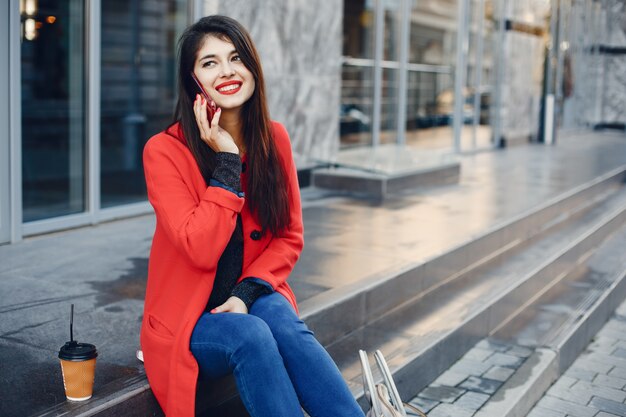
[405,0,458,151]
[341,0,404,148]
[460,0,496,151]
[21,0,86,222]
[380,1,402,144]
[100,0,187,208]
[341,0,376,148]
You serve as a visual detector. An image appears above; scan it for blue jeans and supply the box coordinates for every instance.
[190,292,365,417]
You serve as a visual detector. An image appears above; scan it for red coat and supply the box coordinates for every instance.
[140,121,303,417]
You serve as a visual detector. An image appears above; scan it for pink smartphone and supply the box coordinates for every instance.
[190,72,217,122]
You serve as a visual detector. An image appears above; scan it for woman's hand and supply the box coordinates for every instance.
[193,95,239,155]
[210,296,248,314]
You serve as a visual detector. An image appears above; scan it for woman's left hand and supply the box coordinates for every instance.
[210,296,248,314]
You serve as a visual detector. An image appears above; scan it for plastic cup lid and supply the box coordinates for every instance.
[58,341,98,361]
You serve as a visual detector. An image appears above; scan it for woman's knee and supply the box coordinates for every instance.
[228,315,286,370]
[253,296,314,341]
[235,314,276,349]
[192,312,275,350]
[275,317,315,345]
[251,293,298,322]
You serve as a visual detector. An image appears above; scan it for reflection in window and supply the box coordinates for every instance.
[21,0,86,222]
[341,0,403,148]
[100,0,187,208]
[342,0,461,149]
[405,0,458,150]
[341,0,375,148]
[462,0,496,151]
[380,3,402,142]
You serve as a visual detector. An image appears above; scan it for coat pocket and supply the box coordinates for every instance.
[140,319,174,411]
[146,314,175,340]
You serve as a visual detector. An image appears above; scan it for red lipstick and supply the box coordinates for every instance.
[215,80,243,95]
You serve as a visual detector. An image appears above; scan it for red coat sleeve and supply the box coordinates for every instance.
[143,135,245,271]
[241,123,304,289]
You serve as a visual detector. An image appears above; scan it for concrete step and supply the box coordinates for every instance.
[311,163,461,199]
[295,156,327,189]
[311,145,462,199]
[328,184,626,409]
[301,166,626,348]
[34,167,626,417]
[408,223,626,417]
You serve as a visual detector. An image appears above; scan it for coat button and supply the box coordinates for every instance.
[250,230,262,241]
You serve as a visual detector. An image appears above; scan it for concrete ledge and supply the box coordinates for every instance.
[295,157,326,189]
[474,349,558,417]
[498,134,532,148]
[34,374,161,417]
[300,166,626,347]
[552,268,626,373]
[349,199,626,405]
[472,252,626,417]
[311,162,460,199]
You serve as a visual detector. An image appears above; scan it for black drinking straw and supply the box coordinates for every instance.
[70,304,74,342]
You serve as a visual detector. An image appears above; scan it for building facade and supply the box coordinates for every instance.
[1,0,624,244]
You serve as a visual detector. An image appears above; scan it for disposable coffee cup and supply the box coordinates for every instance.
[58,340,98,401]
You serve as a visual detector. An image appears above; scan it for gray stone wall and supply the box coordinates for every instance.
[571,0,625,127]
[603,55,626,124]
[600,0,625,125]
[568,0,599,126]
[498,0,550,141]
[500,0,625,134]
[500,32,545,140]
[202,0,342,161]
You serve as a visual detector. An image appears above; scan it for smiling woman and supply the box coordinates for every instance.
[191,35,255,155]
[194,38,255,107]
[139,15,366,417]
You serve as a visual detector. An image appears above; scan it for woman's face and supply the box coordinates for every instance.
[193,35,255,112]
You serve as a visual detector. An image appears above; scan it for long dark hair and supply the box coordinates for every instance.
[173,15,289,236]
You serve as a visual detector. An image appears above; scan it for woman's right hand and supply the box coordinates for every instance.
[193,94,239,155]
[210,296,248,315]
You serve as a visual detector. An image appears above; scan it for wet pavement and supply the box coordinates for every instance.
[1,129,625,417]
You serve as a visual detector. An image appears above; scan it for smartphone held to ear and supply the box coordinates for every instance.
[191,72,218,122]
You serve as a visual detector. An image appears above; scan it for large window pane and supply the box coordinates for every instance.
[21,0,86,222]
[100,0,187,208]
[406,0,457,151]
[341,65,374,147]
[380,67,399,144]
[341,0,375,148]
[380,1,402,144]
[459,0,496,151]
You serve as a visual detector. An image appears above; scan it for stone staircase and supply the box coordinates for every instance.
[316,166,626,412]
[35,166,626,417]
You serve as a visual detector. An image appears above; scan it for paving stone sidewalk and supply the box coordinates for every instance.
[528,300,626,417]
[405,339,534,417]
[404,296,626,417]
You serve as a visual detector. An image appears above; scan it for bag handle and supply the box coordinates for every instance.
[359,349,383,417]
[373,350,407,417]
[403,402,428,417]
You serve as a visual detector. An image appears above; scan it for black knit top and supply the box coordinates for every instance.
[205,152,272,312]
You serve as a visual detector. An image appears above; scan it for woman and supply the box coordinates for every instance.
[140,15,365,417]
